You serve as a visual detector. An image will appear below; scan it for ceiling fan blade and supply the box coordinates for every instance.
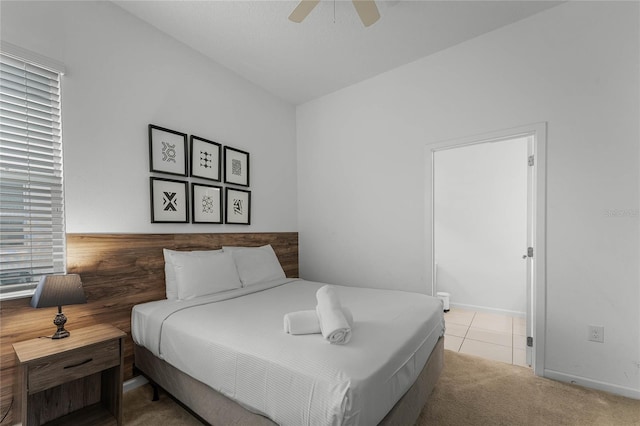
[352,0,380,27]
[288,0,321,23]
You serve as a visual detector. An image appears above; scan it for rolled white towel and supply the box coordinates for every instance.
[316,285,352,344]
[283,308,353,335]
[283,310,318,335]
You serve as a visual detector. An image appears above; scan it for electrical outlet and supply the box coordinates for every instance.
[588,325,604,343]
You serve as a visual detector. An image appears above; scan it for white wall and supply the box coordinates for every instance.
[297,2,639,397]
[434,138,528,315]
[1,0,298,233]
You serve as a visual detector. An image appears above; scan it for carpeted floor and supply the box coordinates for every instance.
[418,350,640,425]
[124,383,203,426]
[124,350,640,425]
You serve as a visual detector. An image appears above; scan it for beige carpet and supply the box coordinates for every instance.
[124,384,202,426]
[418,350,640,426]
[124,350,640,425]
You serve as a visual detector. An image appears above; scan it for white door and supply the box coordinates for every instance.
[525,136,535,366]
[428,123,546,375]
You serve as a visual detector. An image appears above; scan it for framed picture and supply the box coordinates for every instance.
[149,124,188,176]
[190,136,221,182]
[192,183,222,224]
[150,177,189,223]
[225,187,251,225]
[224,146,250,187]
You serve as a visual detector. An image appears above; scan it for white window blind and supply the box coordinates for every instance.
[0,53,65,297]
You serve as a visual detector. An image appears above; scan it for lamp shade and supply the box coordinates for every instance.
[30,274,87,308]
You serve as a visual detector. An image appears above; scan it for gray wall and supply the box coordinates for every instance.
[434,137,528,315]
[297,2,639,398]
[1,1,298,233]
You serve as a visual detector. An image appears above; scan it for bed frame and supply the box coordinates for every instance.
[134,336,444,425]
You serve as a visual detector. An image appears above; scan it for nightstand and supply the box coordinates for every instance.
[13,324,126,426]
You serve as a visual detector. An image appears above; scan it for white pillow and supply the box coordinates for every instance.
[223,244,286,287]
[164,249,220,300]
[163,249,241,300]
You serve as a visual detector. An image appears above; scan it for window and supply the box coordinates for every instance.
[0,52,65,298]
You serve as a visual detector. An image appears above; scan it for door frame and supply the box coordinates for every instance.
[425,122,547,376]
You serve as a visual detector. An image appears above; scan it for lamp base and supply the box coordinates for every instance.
[52,311,70,339]
[51,328,70,339]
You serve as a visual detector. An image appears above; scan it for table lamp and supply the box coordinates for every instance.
[30,274,87,339]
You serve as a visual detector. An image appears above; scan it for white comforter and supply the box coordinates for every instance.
[132,279,444,426]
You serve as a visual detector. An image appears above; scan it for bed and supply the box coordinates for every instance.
[132,245,445,425]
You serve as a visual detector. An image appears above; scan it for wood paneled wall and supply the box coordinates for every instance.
[0,232,298,424]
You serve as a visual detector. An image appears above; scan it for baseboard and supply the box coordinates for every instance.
[544,369,640,400]
[449,302,525,318]
[123,375,149,393]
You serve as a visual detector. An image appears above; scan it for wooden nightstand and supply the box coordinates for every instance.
[12,324,126,426]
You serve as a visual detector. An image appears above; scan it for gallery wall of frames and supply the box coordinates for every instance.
[148,124,251,225]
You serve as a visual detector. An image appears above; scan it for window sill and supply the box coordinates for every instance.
[0,289,35,301]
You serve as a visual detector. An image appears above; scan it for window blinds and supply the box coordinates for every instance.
[0,53,65,295]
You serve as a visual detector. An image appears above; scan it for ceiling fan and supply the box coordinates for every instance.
[288,0,381,27]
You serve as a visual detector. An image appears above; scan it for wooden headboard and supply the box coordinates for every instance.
[0,232,298,423]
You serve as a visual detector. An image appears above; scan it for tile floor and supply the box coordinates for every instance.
[444,307,530,367]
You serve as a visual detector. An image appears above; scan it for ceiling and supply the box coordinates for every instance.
[113,0,562,105]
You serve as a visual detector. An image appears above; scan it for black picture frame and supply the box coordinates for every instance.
[191,183,223,224]
[224,146,250,187]
[149,124,188,176]
[150,177,189,223]
[225,187,251,225]
[190,136,221,182]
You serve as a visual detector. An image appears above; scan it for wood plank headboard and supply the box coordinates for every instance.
[0,232,298,423]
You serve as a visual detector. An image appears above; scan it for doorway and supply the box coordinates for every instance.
[427,123,546,375]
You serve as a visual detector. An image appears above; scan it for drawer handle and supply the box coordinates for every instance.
[64,358,93,369]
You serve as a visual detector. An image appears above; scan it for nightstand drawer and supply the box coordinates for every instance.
[28,340,120,394]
